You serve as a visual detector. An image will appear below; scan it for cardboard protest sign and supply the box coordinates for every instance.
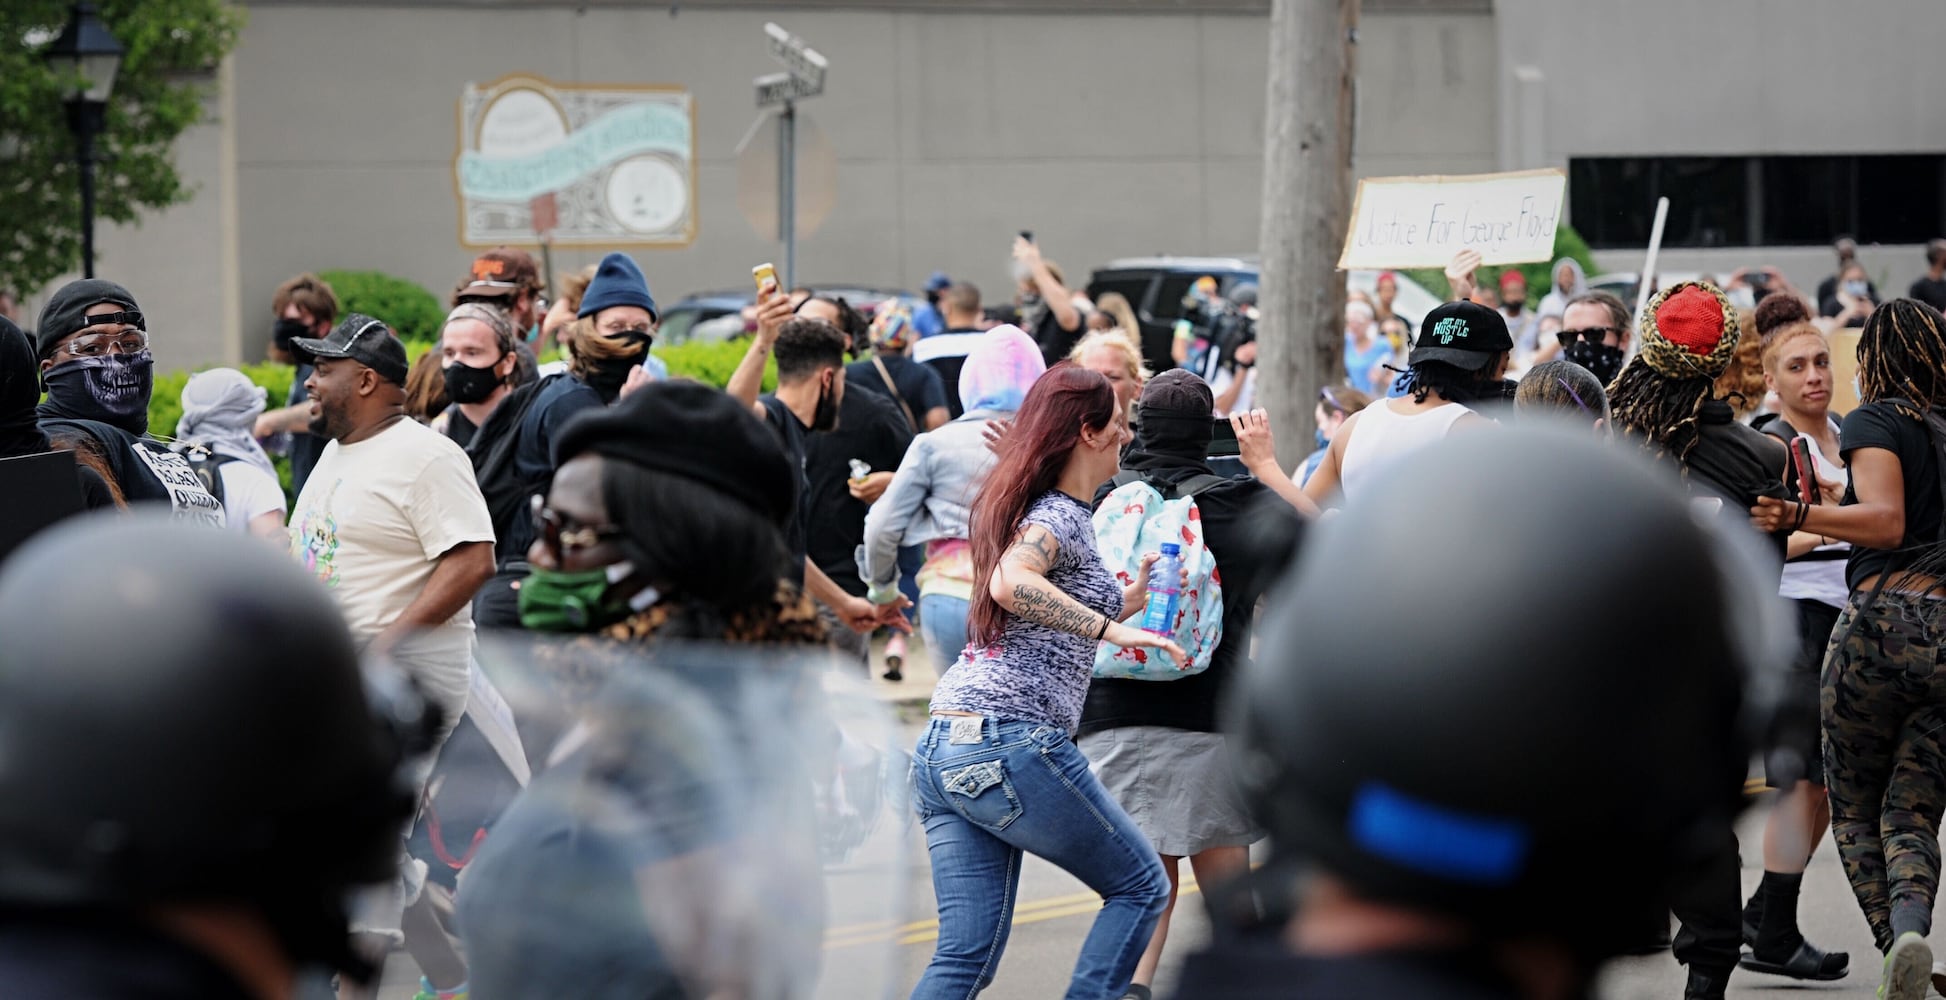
[1338,169,1567,270]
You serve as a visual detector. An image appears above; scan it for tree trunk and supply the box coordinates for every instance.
[1257,0,1359,473]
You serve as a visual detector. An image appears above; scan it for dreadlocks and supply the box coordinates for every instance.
[1857,298,1946,418]
[1607,357,1718,469]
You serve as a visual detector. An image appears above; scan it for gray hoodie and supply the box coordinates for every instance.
[1538,257,1589,318]
[856,408,1009,596]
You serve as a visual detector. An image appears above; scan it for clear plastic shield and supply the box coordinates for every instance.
[430,635,910,1000]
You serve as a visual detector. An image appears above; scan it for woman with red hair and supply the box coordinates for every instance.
[908,366,1179,1000]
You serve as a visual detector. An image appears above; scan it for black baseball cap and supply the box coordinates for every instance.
[1409,301,1514,371]
[290,312,410,386]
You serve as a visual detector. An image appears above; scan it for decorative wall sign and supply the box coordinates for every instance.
[455,75,696,249]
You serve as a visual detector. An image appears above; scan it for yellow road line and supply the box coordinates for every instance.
[826,877,1203,951]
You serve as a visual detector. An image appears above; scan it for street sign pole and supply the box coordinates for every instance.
[779,100,796,290]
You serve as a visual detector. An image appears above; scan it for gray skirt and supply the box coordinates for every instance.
[1078,726,1265,857]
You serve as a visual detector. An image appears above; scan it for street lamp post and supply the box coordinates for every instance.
[44,2,124,279]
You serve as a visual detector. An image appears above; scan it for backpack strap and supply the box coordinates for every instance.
[1110,470,1144,490]
[1171,473,1229,499]
[871,355,920,434]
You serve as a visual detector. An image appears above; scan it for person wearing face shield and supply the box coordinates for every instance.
[0,518,435,998]
[1172,427,1789,1000]
[34,278,224,526]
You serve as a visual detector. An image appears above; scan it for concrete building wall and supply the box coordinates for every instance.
[1494,0,1946,296]
[32,1,1495,370]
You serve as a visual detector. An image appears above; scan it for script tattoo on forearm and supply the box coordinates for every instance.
[1010,583,1104,638]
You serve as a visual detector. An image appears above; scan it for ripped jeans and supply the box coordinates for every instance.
[910,716,1170,1000]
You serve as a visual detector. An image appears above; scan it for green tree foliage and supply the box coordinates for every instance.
[0,1,245,296]
[316,269,447,347]
[1402,224,1601,301]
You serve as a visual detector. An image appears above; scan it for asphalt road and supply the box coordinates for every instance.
[365,736,1941,1000]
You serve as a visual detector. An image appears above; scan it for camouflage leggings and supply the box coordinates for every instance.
[1823,591,1946,951]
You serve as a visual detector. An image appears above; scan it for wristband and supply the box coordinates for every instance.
[1095,615,1110,641]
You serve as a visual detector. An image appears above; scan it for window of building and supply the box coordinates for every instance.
[1570,155,1946,249]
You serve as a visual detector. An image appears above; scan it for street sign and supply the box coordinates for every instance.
[765,22,828,90]
[756,71,821,108]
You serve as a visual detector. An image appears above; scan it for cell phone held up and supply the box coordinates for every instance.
[1788,437,1820,506]
[752,263,778,296]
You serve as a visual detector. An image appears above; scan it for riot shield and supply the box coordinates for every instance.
[437,635,912,1000]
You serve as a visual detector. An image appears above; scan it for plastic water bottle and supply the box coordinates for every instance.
[1140,543,1183,637]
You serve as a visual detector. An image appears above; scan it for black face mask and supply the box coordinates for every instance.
[811,377,839,432]
[443,358,504,405]
[1564,341,1626,385]
[583,331,651,402]
[273,318,310,353]
[41,350,155,435]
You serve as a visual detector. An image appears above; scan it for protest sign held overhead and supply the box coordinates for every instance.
[1338,168,1567,270]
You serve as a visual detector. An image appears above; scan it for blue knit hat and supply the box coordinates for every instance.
[577,252,658,321]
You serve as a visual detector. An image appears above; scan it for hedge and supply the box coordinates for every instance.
[144,336,772,506]
[316,269,448,345]
[1400,224,1600,302]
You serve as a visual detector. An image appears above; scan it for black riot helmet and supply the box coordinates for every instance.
[0,517,432,978]
[1226,426,1788,956]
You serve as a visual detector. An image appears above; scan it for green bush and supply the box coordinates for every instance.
[656,338,775,392]
[1401,224,1600,302]
[317,269,447,344]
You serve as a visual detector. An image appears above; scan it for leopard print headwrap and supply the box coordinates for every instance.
[1637,281,1740,381]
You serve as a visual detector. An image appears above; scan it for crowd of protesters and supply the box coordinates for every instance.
[3,225,1946,1000]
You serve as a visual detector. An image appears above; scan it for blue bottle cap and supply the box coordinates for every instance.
[1160,543,1181,556]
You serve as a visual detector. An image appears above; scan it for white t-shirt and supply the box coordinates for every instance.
[216,460,286,533]
[1778,419,1850,609]
[288,418,494,715]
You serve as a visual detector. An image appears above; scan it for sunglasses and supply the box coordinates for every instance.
[530,494,624,563]
[1556,327,1622,348]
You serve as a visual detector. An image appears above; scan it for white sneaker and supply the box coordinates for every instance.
[1881,931,1932,1000]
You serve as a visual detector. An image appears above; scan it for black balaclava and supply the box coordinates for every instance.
[0,317,50,457]
[1129,369,1216,467]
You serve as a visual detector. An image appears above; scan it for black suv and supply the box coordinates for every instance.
[1085,256,1258,376]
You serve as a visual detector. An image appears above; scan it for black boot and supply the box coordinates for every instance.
[1736,871,1849,981]
[1683,965,1731,999]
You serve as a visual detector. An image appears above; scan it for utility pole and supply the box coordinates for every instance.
[1257,0,1358,473]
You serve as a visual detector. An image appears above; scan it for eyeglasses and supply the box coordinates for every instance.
[64,327,149,358]
[530,494,624,562]
[1556,327,1622,348]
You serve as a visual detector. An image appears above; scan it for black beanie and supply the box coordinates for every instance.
[35,278,141,360]
[1136,368,1215,453]
[552,380,797,528]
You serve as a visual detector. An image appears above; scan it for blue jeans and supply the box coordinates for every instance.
[919,594,970,674]
[909,716,1170,1000]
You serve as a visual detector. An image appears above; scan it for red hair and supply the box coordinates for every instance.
[967,365,1116,646]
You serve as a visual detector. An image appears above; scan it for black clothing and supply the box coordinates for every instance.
[507,373,604,559]
[1027,300,1083,368]
[916,328,985,420]
[286,362,325,497]
[803,388,913,596]
[0,913,255,999]
[1168,942,1525,1000]
[1682,400,1791,561]
[845,355,947,432]
[1078,454,1299,735]
[1817,274,1880,319]
[444,405,479,449]
[1670,823,1746,982]
[39,415,221,516]
[1909,276,1946,313]
[1841,402,1946,590]
[760,395,812,586]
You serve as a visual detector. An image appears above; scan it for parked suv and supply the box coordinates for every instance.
[1085,255,1442,374]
